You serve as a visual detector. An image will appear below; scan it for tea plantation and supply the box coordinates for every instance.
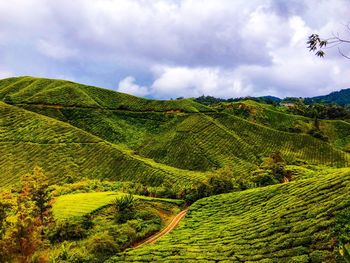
[110,168,350,262]
[1,76,350,262]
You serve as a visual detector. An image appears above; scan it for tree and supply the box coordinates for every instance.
[0,166,53,262]
[30,166,52,226]
[308,25,350,58]
[114,194,135,223]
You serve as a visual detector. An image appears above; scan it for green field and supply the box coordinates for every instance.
[110,168,350,262]
[53,191,185,219]
[53,192,126,219]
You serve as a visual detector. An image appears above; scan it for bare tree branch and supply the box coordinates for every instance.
[308,24,350,59]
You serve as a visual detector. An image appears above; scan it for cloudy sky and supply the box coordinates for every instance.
[1,0,350,99]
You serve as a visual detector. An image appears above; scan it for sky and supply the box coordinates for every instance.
[1,0,350,99]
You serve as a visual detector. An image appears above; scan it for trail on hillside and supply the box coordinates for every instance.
[133,209,188,248]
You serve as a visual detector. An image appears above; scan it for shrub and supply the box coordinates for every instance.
[114,194,135,223]
[309,250,333,263]
[87,231,119,256]
[288,255,310,263]
[47,216,93,243]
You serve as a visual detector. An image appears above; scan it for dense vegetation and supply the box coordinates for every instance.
[110,168,350,262]
[1,76,350,262]
[307,88,350,106]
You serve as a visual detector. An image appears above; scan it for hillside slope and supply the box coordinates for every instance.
[219,100,350,152]
[309,88,350,105]
[0,76,212,112]
[1,76,349,189]
[110,168,350,262]
[0,102,205,189]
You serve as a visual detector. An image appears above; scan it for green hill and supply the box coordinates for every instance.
[110,168,350,262]
[218,100,350,152]
[309,88,350,106]
[0,101,206,189]
[0,76,212,112]
[1,77,349,189]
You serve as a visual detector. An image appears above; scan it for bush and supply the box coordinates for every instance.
[308,128,329,141]
[87,231,119,256]
[114,194,135,223]
[47,216,93,243]
[288,255,309,263]
[309,250,333,263]
[50,243,92,263]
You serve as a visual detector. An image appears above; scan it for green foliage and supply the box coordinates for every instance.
[47,217,92,243]
[0,167,54,262]
[334,207,350,262]
[114,194,134,212]
[109,169,350,262]
[252,152,292,186]
[86,231,119,257]
[114,194,135,223]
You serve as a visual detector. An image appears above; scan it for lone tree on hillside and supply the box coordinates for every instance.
[308,24,350,58]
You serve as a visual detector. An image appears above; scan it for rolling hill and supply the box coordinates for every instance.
[309,88,350,106]
[1,76,349,189]
[1,76,350,262]
[0,101,206,190]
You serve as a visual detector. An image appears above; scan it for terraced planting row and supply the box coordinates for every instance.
[222,100,311,132]
[22,105,187,148]
[110,168,350,262]
[0,102,100,144]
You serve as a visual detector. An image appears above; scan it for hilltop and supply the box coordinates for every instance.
[308,88,350,106]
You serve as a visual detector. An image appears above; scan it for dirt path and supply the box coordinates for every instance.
[133,209,188,248]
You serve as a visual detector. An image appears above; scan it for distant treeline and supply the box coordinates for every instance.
[194,95,281,105]
[195,88,350,107]
[194,95,350,120]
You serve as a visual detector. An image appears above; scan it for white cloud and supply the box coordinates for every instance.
[0,70,14,79]
[1,0,350,98]
[37,39,78,60]
[149,66,252,98]
[117,76,150,97]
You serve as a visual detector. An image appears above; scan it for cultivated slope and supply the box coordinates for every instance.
[0,76,212,112]
[139,112,350,172]
[220,100,350,152]
[110,168,350,262]
[0,102,205,188]
[1,76,349,188]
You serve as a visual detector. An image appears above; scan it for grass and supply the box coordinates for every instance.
[53,192,125,219]
[109,168,350,262]
[53,191,185,220]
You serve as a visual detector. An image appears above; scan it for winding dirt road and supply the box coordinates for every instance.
[134,209,188,248]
